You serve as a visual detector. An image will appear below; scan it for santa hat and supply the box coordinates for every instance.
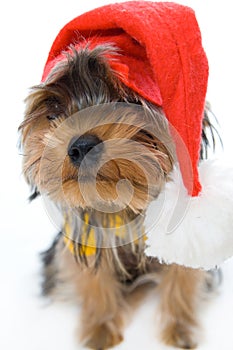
[42,1,233,269]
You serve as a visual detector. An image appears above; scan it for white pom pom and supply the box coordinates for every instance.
[145,159,233,269]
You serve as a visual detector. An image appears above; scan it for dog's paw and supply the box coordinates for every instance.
[161,323,197,349]
[84,321,123,349]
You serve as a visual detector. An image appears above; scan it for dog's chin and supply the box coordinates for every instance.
[52,175,160,214]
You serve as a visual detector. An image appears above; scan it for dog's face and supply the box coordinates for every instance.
[20,46,174,214]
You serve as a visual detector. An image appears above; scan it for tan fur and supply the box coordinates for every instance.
[44,239,207,349]
[19,46,216,349]
[76,253,127,348]
[44,241,136,348]
[158,265,206,349]
[21,102,173,212]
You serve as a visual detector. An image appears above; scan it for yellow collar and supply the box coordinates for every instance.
[63,212,146,257]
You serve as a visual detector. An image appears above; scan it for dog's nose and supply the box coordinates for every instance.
[68,135,103,166]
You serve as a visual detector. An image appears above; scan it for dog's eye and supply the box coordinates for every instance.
[47,113,60,121]
[138,130,159,149]
[45,96,64,121]
[140,130,155,140]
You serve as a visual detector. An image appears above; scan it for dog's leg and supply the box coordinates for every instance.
[77,254,126,349]
[158,264,206,349]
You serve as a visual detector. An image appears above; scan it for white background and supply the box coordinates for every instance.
[1,0,233,349]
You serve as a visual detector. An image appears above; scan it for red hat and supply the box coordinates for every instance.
[42,2,233,269]
[42,1,208,198]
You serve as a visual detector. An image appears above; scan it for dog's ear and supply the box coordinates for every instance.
[200,102,223,160]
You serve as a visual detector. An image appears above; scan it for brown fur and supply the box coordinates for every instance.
[20,45,218,349]
[158,265,206,349]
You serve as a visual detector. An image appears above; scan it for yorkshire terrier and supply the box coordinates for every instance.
[19,2,221,349]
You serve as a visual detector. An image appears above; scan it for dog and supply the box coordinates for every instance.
[19,2,223,349]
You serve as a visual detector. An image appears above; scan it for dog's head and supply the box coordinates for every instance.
[19,3,232,272]
[19,46,174,215]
